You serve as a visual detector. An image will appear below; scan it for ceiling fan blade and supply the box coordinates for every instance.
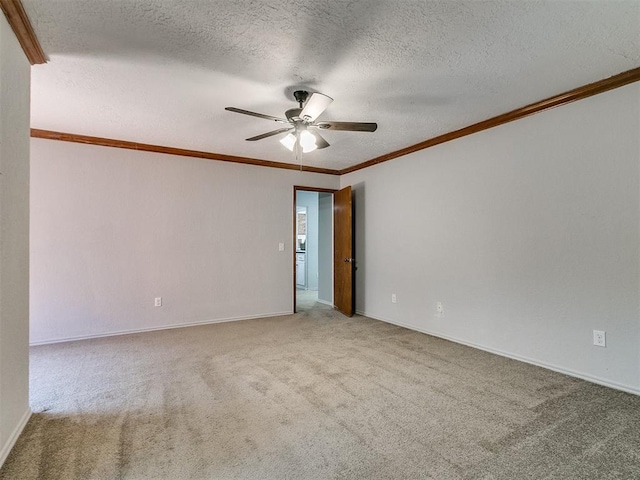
[245,127,294,141]
[225,107,288,123]
[313,131,330,149]
[299,93,333,122]
[315,121,377,132]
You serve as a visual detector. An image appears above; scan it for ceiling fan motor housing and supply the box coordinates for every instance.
[285,108,303,123]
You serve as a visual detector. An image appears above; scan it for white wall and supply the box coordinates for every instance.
[296,191,319,290]
[30,139,339,344]
[317,192,333,304]
[0,15,31,466]
[342,83,640,393]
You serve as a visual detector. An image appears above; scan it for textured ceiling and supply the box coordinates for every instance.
[24,0,640,171]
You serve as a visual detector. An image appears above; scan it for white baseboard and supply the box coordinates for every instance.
[356,310,640,396]
[30,311,293,346]
[0,408,31,468]
[316,298,334,307]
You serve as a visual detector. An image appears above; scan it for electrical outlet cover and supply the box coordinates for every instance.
[593,330,606,347]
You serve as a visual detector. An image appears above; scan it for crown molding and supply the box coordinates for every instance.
[31,67,640,176]
[340,66,640,175]
[30,129,341,176]
[0,0,46,64]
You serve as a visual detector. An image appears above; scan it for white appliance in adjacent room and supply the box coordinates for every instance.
[296,252,306,288]
[296,206,307,288]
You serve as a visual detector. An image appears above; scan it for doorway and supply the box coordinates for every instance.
[294,187,335,312]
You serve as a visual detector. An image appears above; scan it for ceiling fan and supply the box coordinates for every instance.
[225,90,377,153]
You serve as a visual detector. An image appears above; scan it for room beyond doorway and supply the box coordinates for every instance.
[294,187,336,313]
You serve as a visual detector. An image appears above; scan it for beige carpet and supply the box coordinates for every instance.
[2,308,640,479]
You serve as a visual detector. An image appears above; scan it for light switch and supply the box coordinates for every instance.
[278,243,285,252]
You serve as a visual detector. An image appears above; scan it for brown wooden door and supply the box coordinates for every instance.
[334,186,354,316]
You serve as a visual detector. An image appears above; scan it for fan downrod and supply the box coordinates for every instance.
[293,90,309,108]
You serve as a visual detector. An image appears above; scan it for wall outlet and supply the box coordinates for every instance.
[436,302,444,317]
[593,330,606,347]
[278,242,285,252]
[154,297,162,307]
[391,293,397,304]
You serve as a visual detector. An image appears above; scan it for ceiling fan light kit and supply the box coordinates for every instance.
[225,90,378,155]
[280,129,319,153]
[299,130,318,153]
[279,132,297,151]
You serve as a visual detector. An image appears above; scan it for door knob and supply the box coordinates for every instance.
[344,258,355,263]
